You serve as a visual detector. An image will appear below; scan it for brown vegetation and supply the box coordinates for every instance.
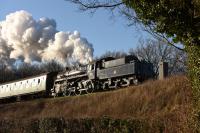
[0,76,193,132]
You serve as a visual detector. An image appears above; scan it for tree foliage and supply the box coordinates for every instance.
[125,0,200,46]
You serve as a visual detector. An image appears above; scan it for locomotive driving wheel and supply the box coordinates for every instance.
[63,88,72,96]
[102,81,109,90]
[85,80,94,94]
[133,79,139,85]
[74,87,81,95]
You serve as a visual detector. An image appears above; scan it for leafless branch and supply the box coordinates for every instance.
[66,0,125,11]
[142,24,185,51]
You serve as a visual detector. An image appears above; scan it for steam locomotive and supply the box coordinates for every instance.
[0,55,154,101]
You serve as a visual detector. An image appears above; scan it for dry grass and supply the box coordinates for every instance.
[0,75,193,132]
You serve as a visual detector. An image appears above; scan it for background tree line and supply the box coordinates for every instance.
[0,60,64,84]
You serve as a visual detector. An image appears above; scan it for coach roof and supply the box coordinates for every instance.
[0,72,50,86]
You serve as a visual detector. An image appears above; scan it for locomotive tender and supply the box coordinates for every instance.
[0,55,154,101]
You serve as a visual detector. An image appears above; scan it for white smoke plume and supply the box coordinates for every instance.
[0,10,93,68]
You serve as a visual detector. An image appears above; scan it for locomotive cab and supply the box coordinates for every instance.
[87,57,115,79]
[87,62,96,79]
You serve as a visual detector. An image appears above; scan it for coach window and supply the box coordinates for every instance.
[38,79,40,84]
[20,82,22,89]
[11,84,13,90]
[14,84,15,89]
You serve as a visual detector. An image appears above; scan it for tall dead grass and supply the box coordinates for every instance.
[0,75,193,132]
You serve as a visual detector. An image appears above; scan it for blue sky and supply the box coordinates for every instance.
[0,0,150,57]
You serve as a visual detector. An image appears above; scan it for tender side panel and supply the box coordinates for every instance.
[0,75,47,99]
[136,62,154,79]
[97,63,136,80]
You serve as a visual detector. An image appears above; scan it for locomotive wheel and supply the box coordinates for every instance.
[86,81,94,94]
[133,79,139,85]
[63,89,71,96]
[75,87,81,95]
[102,82,109,90]
[95,82,101,90]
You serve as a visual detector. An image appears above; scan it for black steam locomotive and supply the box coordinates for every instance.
[51,55,154,96]
[0,55,154,101]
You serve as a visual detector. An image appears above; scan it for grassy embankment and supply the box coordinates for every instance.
[0,76,192,132]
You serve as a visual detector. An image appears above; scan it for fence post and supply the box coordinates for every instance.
[158,61,168,80]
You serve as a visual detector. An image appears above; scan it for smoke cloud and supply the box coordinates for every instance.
[0,10,93,68]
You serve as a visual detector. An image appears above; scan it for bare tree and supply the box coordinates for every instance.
[15,63,42,78]
[0,64,16,83]
[98,50,127,59]
[66,0,124,11]
[39,60,64,73]
[129,38,187,75]
[0,60,66,83]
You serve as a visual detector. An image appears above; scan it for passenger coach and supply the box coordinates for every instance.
[0,72,56,101]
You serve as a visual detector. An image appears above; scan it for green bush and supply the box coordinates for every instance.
[186,44,200,131]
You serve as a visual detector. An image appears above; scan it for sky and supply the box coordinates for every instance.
[0,0,150,57]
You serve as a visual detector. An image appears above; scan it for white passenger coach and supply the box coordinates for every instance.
[0,72,57,100]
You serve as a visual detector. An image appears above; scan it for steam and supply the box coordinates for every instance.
[0,10,93,68]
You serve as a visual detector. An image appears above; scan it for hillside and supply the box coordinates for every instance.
[0,76,193,132]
